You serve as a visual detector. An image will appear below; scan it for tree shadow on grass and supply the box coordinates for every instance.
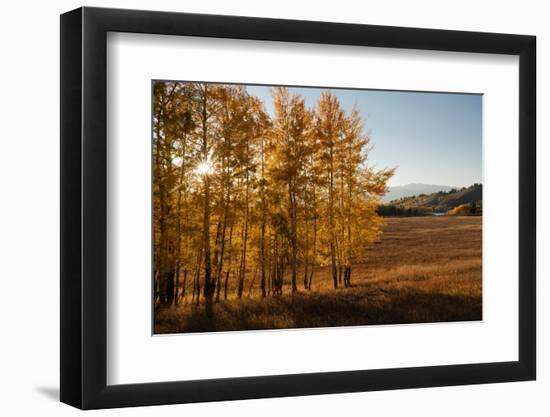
[154,289,482,334]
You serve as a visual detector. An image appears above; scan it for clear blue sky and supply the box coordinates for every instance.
[246,85,482,187]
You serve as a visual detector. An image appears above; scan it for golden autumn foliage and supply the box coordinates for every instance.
[448,201,482,216]
[152,81,394,309]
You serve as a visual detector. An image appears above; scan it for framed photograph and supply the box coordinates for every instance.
[60,6,536,409]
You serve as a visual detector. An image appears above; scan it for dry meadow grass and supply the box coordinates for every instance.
[154,216,482,333]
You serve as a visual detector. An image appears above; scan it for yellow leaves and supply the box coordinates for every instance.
[447,202,481,216]
[154,81,396,300]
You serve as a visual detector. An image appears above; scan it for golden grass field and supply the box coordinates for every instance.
[154,216,482,334]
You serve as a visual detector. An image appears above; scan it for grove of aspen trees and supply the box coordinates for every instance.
[153,81,394,306]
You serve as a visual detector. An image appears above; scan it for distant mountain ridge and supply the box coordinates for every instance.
[382,183,454,203]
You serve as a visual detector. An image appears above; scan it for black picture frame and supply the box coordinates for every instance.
[60,6,536,410]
